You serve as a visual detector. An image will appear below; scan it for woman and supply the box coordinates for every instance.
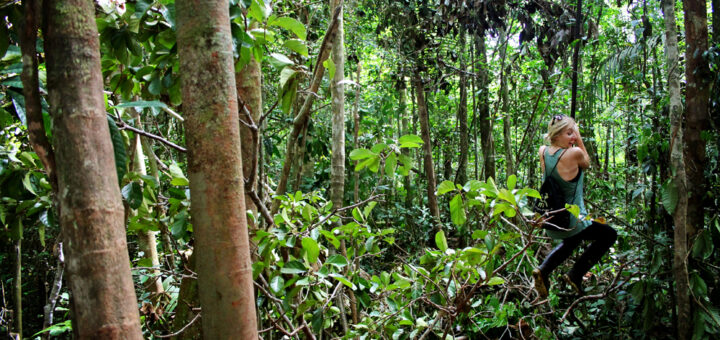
[532,114,617,298]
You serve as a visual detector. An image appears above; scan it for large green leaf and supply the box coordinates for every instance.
[449,194,466,225]
[269,53,293,69]
[282,39,308,57]
[437,180,456,195]
[349,148,376,160]
[326,254,348,268]
[122,182,143,209]
[329,273,356,289]
[662,180,678,215]
[323,57,336,79]
[302,237,320,263]
[268,16,307,40]
[169,161,189,186]
[107,117,127,184]
[281,260,307,274]
[435,230,448,251]
[398,134,424,148]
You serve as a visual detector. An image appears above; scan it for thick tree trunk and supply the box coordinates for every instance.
[44,1,143,338]
[413,72,440,221]
[682,0,711,237]
[476,31,495,180]
[457,30,469,185]
[176,1,258,338]
[236,23,263,232]
[662,1,691,338]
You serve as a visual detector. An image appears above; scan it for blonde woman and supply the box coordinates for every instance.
[532,114,617,298]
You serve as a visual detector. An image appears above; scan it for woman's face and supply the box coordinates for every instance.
[553,124,577,148]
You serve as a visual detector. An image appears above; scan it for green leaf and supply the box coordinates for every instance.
[269,53,294,69]
[319,229,340,249]
[449,194,466,225]
[352,207,363,222]
[281,260,307,274]
[437,180,456,195]
[397,154,412,176]
[268,16,307,40]
[323,57,335,79]
[326,254,348,268]
[363,201,377,218]
[370,143,387,153]
[497,189,517,206]
[107,117,127,184]
[248,0,271,22]
[270,275,285,294]
[565,204,580,218]
[385,152,397,175]
[487,277,505,286]
[690,273,707,297]
[398,134,424,148]
[249,28,275,43]
[435,230,448,251]
[302,237,320,263]
[662,180,679,215]
[692,231,713,260]
[330,273,356,289]
[471,230,488,240]
[282,39,308,57]
[22,172,37,196]
[506,175,517,190]
[169,161,189,186]
[122,182,143,209]
[349,148,376,160]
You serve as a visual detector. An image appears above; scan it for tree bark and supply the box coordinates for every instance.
[353,62,361,204]
[176,0,258,338]
[236,22,263,232]
[476,30,495,181]
[569,0,583,119]
[457,29,469,185]
[413,72,440,221]
[662,1,691,338]
[682,0,711,237]
[171,253,202,340]
[13,238,22,338]
[43,1,143,338]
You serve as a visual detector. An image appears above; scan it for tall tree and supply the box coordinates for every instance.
[662,0,691,338]
[456,29,469,185]
[176,0,258,338]
[498,26,515,177]
[43,0,143,337]
[682,0,711,236]
[330,0,346,222]
[413,72,440,221]
[476,30,495,180]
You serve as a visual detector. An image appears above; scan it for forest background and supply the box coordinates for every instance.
[0,0,719,339]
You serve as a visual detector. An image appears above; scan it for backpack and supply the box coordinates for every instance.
[532,149,577,231]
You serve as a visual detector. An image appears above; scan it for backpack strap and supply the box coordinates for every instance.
[543,148,566,180]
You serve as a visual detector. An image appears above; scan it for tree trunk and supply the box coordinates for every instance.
[176,0,258,338]
[569,0,583,118]
[662,1,691,338]
[171,253,202,340]
[714,0,719,46]
[353,62,361,204]
[682,0,711,237]
[413,72,440,221]
[43,1,143,338]
[236,22,263,232]
[271,8,342,214]
[476,31,495,180]
[13,238,21,338]
[457,30,469,185]
[399,79,413,208]
[498,27,514,177]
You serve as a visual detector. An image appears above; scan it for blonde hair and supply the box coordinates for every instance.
[543,115,576,145]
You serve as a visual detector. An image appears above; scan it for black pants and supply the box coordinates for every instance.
[538,222,617,282]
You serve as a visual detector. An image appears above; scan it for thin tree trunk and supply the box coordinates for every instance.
[129,108,164,300]
[413,72,440,222]
[171,252,202,340]
[13,238,21,338]
[476,30,495,180]
[682,0,711,237]
[237,21,263,232]
[271,8,342,215]
[42,242,63,339]
[662,2,691,338]
[399,79,412,209]
[43,0,143,337]
[329,0,351,334]
[353,62,361,204]
[498,27,514,177]
[176,0,258,337]
[457,29,468,185]
[569,0,583,118]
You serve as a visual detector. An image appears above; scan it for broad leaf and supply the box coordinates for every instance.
[662,181,678,215]
[302,237,320,263]
[435,230,448,251]
[283,39,308,57]
[449,194,466,225]
[268,16,307,40]
[349,148,376,160]
[437,180,456,195]
[107,117,127,184]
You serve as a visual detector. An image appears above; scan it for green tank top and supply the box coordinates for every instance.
[543,148,591,239]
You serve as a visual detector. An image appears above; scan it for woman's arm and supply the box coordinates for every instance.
[573,126,591,169]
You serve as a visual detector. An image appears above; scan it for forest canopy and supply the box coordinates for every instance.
[0,0,719,339]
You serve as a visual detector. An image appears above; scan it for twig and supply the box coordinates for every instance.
[152,312,201,338]
[111,116,187,152]
[418,312,443,340]
[309,194,384,230]
[559,262,635,322]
